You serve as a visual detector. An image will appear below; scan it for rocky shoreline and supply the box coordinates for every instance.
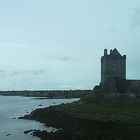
[20,107,115,140]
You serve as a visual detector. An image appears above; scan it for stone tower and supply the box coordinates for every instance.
[101,48,126,86]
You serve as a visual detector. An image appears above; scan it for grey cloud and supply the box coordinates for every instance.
[0,70,5,74]
[10,71,19,76]
[131,8,140,28]
[0,70,5,79]
[8,70,48,76]
[108,28,115,33]
[47,55,71,61]
[28,70,47,76]
[0,69,48,87]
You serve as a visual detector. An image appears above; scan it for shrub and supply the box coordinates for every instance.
[80,90,104,103]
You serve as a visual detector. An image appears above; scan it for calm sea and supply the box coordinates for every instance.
[0,96,79,140]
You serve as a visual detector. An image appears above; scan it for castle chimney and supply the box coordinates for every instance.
[104,49,107,56]
[123,55,126,59]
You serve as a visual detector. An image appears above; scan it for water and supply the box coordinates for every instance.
[0,96,79,140]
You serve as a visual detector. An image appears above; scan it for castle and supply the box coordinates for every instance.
[101,48,126,86]
[94,48,140,97]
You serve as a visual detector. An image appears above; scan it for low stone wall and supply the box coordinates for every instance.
[127,80,140,88]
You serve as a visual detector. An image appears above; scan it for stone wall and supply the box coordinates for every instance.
[127,80,140,88]
[101,49,126,86]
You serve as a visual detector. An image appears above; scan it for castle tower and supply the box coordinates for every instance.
[101,48,126,86]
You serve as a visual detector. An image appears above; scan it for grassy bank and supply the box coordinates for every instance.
[59,98,140,124]
[20,92,140,140]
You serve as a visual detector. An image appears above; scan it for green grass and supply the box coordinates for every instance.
[56,96,140,124]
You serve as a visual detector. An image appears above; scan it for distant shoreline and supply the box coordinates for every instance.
[0,90,91,99]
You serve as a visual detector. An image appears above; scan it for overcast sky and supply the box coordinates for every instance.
[0,0,140,90]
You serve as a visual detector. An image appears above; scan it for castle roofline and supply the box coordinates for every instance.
[109,48,122,57]
[102,48,126,60]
